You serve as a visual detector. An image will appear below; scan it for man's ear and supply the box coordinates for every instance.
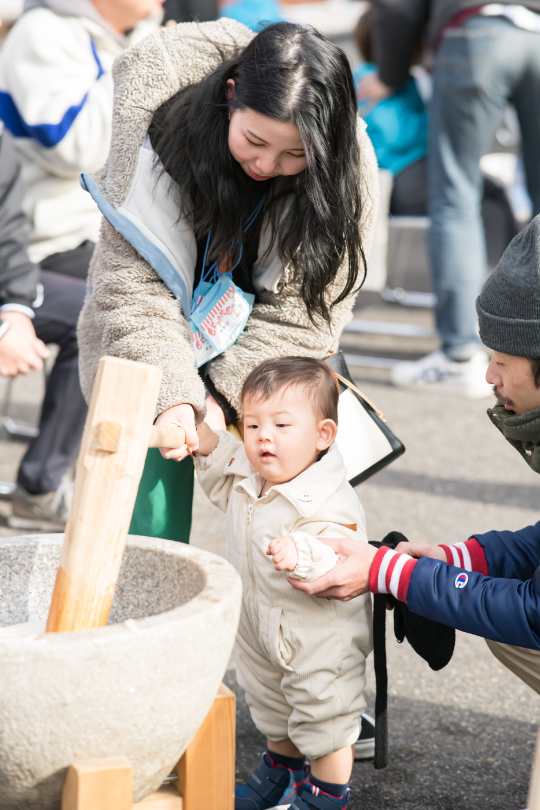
[316,419,337,452]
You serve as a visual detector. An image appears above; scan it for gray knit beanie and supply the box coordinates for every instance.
[477,214,540,357]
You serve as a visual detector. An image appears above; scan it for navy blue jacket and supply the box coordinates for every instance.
[407,522,540,649]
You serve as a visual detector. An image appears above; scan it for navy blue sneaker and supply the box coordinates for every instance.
[235,752,309,810]
[290,781,351,810]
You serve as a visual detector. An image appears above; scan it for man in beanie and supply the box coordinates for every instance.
[290,215,540,689]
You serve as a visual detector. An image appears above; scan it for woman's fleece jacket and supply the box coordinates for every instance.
[76,18,379,421]
[194,431,372,666]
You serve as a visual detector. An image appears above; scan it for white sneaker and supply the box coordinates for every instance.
[390,349,493,399]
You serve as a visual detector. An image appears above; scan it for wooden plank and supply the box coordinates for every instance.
[529,728,540,810]
[176,684,236,810]
[46,356,162,632]
[62,756,133,810]
[148,425,186,449]
[133,784,182,809]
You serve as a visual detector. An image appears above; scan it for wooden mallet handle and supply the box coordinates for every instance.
[148,425,186,449]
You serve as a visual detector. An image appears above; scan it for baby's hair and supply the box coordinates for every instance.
[241,357,339,424]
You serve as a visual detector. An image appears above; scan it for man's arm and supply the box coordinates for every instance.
[0,132,49,376]
[290,536,540,650]
[372,0,430,89]
[0,12,113,177]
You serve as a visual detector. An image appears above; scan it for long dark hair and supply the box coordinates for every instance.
[150,22,366,323]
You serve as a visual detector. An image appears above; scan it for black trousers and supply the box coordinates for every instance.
[17,243,92,494]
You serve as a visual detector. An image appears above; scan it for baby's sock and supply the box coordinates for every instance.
[309,775,349,798]
[266,750,306,771]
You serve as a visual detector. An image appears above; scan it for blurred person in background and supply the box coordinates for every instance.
[162,0,218,23]
[218,0,283,28]
[355,5,518,240]
[0,127,87,531]
[361,0,540,399]
[0,0,163,528]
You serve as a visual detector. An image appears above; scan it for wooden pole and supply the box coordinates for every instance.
[175,683,236,810]
[46,357,162,633]
[148,426,186,449]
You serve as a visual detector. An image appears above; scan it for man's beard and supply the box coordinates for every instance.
[493,385,515,409]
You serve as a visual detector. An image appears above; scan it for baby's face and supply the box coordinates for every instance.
[243,386,336,485]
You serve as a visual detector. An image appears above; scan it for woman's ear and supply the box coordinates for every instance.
[316,419,337,452]
[226,79,236,101]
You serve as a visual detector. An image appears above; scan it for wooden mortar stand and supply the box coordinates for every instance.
[45,357,234,809]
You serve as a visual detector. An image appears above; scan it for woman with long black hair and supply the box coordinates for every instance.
[78,17,378,541]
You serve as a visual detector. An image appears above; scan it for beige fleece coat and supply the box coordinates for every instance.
[77,19,379,420]
[195,431,373,757]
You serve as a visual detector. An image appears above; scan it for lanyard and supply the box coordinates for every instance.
[192,195,266,306]
[190,196,266,368]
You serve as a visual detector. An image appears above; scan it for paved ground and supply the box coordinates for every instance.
[0,291,538,809]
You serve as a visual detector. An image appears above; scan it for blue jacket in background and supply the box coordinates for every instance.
[354,63,427,176]
[220,0,283,29]
[408,522,540,649]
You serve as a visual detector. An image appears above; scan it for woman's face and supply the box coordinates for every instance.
[227,82,307,181]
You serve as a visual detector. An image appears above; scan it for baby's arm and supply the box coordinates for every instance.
[287,531,340,582]
[193,430,242,513]
[267,536,298,571]
[266,532,341,581]
[196,421,220,456]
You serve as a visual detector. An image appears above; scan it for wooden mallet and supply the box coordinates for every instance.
[46,356,187,634]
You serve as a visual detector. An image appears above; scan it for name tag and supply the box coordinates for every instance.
[191,275,254,357]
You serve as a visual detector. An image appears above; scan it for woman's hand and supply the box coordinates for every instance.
[395,542,446,561]
[156,403,199,461]
[0,312,49,377]
[288,537,377,601]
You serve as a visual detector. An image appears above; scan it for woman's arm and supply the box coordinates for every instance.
[208,126,380,416]
[82,220,207,421]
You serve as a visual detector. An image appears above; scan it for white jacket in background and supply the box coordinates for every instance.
[195,431,373,758]
[0,0,158,262]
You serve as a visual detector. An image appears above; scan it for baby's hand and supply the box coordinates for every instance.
[267,536,298,572]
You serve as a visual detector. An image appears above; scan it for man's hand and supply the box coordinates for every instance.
[156,403,199,461]
[267,536,298,572]
[394,542,446,561]
[0,312,49,377]
[288,537,377,601]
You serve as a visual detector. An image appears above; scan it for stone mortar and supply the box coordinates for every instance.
[0,534,242,809]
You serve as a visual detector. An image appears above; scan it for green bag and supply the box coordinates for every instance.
[129,450,194,543]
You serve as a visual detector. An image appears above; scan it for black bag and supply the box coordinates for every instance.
[324,352,405,485]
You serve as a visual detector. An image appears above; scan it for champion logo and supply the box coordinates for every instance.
[227,457,235,467]
[297,494,313,503]
[455,572,468,589]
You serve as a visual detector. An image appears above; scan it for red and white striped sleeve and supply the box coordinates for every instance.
[368,547,418,603]
[438,538,488,575]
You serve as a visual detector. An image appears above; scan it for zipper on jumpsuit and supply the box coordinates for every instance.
[245,499,260,625]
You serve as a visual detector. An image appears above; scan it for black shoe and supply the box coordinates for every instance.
[353,713,375,761]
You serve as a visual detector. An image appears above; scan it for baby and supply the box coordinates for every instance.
[194,357,372,810]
